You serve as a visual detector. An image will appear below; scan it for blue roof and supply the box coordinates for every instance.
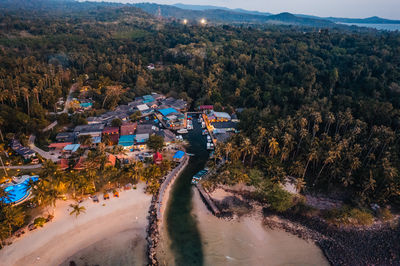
[63,144,80,153]
[158,108,179,116]
[92,136,102,144]
[118,135,135,144]
[143,95,154,103]
[80,102,93,108]
[173,150,185,159]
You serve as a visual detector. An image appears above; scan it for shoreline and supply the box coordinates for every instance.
[0,183,152,266]
[146,153,189,265]
[205,185,400,265]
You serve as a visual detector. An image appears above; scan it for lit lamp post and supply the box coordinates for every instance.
[200,18,207,25]
[183,19,188,25]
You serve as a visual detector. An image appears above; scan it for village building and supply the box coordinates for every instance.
[136,124,158,135]
[199,105,214,112]
[153,152,163,164]
[74,124,105,138]
[206,111,231,123]
[57,158,69,170]
[120,122,137,136]
[118,135,135,150]
[102,127,120,145]
[173,150,185,162]
[156,129,176,146]
[62,144,81,155]
[160,97,188,111]
[56,132,75,143]
[134,134,149,151]
[48,142,72,151]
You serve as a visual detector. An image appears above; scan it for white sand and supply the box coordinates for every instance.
[0,183,152,266]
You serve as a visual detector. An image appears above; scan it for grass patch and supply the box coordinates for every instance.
[323,205,374,226]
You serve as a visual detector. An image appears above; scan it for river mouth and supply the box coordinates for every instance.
[160,118,329,266]
[163,118,209,265]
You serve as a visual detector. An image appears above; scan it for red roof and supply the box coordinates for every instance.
[199,105,213,110]
[153,152,163,164]
[102,127,120,135]
[58,158,69,170]
[49,142,72,149]
[73,157,86,170]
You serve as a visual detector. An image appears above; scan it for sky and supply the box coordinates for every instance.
[84,0,400,20]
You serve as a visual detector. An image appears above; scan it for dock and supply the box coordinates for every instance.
[196,183,220,216]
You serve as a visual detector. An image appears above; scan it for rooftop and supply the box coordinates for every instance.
[63,144,81,153]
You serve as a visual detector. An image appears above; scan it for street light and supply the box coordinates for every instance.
[183,19,188,25]
[200,18,207,25]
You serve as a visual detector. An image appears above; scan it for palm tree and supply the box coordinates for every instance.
[69,203,86,217]
[127,161,144,184]
[249,145,258,166]
[224,142,233,162]
[0,144,8,177]
[240,137,252,163]
[268,137,280,157]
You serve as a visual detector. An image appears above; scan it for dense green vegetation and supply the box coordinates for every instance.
[0,0,399,231]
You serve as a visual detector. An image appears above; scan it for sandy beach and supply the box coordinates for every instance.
[0,182,152,266]
[158,188,329,265]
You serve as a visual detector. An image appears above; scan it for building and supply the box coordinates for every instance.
[136,104,149,113]
[199,105,214,112]
[105,154,117,167]
[63,144,81,155]
[57,158,69,170]
[136,124,157,135]
[102,127,120,145]
[48,142,72,151]
[10,139,36,160]
[173,150,185,162]
[153,152,163,164]
[56,132,75,143]
[120,122,137,136]
[134,134,149,150]
[118,135,135,150]
[74,124,105,138]
[206,111,231,123]
[160,97,187,111]
[156,129,176,146]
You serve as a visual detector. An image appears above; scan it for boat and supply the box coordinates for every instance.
[202,129,208,135]
[191,169,208,184]
[201,122,205,128]
[207,142,214,150]
[177,129,188,134]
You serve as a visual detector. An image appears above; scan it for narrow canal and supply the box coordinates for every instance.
[164,117,209,266]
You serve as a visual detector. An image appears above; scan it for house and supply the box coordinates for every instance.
[199,105,214,112]
[160,97,188,111]
[136,124,157,135]
[173,150,185,162]
[86,117,104,125]
[136,104,149,112]
[74,124,105,138]
[102,127,119,145]
[147,63,155,70]
[73,157,86,170]
[164,113,185,129]
[10,139,36,160]
[106,154,117,167]
[151,93,165,101]
[120,122,137,136]
[153,152,163,164]
[156,129,176,146]
[142,95,155,103]
[48,142,72,151]
[58,158,69,170]
[206,111,231,122]
[158,107,180,117]
[134,134,149,150]
[63,144,81,155]
[56,132,75,143]
[118,135,135,150]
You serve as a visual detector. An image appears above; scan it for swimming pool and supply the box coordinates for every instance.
[2,176,39,204]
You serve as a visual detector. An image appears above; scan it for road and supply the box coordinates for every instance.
[28,135,59,162]
[5,164,43,170]
[49,82,78,115]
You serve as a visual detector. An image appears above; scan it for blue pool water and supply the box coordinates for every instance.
[2,176,39,204]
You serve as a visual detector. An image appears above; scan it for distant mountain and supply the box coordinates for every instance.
[173,3,400,25]
[173,3,272,16]
[133,3,334,27]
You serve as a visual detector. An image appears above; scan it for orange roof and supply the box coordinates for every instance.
[106,154,116,167]
[49,142,72,149]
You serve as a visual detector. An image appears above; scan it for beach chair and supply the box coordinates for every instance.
[103,193,110,200]
[113,191,119,198]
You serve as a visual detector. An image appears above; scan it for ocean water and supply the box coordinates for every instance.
[338,23,400,31]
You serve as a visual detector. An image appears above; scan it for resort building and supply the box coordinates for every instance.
[206,111,231,122]
[10,139,36,160]
[48,142,72,151]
